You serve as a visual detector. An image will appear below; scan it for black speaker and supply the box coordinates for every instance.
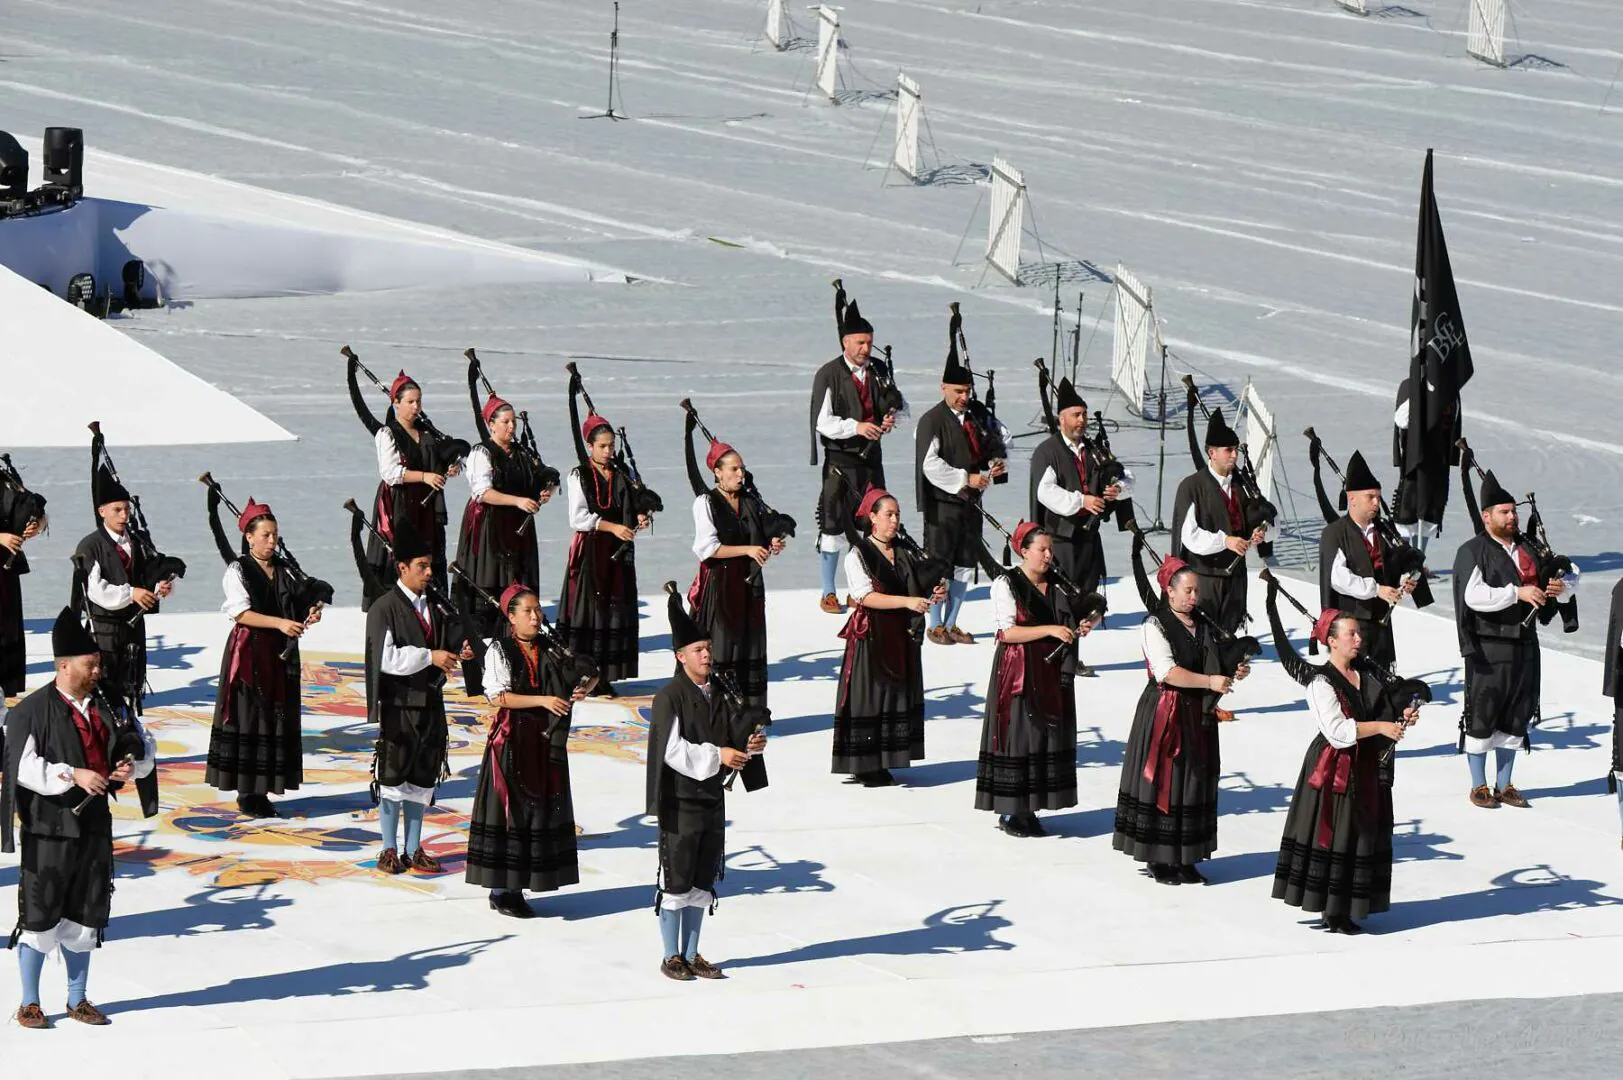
[0,130,27,199]
[42,126,84,198]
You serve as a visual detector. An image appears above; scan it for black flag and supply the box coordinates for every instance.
[1404,148,1473,479]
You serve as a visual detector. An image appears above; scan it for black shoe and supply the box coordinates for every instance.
[1177,864,1206,885]
[1149,863,1182,885]
[999,814,1032,838]
[1076,663,1098,678]
[858,769,895,788]
[1331,916,1364,936]
[254,794,279,818]
[598,682,620,699]
[489,892,535,919]
[236,795,257,817]
[1021,812,1047,837]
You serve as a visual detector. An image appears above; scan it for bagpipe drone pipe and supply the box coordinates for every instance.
[680,398,796,543]
[1457,438,1578,634]
[565,363,664,548]
[466,347,562,509]
[343,346,472,484]
[1262,568,1429,763]
[201,473,335,660]
[947,302,1009,485]
[1303,427,1434,614]
[832,280,906,421]
[89,422,187,619]
[0,451,46,571]
[1180,375,1277,562]
[1127,514,1259,675]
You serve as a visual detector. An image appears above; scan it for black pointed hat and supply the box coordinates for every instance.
[665,582,707,651]
[1479,470,1515,510]
[840,299,873,339]
[941,334,971,387]
[1054,377,1085,414]
[1343,450,1380,493]
[390,516,431,564]
[52,606,99,658]
[91,461,129,509]
[1204,408,1239,449]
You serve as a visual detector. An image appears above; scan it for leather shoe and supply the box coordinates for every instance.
[65,1000,109,1026]
[1469,785,1500,809]
[686,955,726,980]
[819,593,843,615]
[1214,708,1236,723]
[1177,864,1207,885]
[926,626,952,645]
[14,1003,48,1029]
[857,769,895,788]
[408,849,443,874]
[998,814,1031,838]
[947,626,975,645]
[1496,785,1530,808]
[661,955,694,981]
[1076,662,1098,678]
[376,847,405,874]
[489,892,535,919]
[1149,863,1182,885]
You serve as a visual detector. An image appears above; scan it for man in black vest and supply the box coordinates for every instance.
[71,458,173,715]
[365,519,468,875]
[914,344,1006,644]
[647,588,766,981]
[809,294,896,615]
[1029,378,1128,673]
[1317,450,1416,667]
[1603,579,1623,849]
[1393,376,1460,561]
[1452,471,1570,810]
[1170,409,1271,633]
[2,607,155,1028]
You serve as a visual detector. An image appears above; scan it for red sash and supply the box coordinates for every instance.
[1140,662,1202,814]
[62,692,110,777]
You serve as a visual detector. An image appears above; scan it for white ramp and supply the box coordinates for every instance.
[0,264,293,446]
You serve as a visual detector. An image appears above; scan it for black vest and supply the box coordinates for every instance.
[234,556,303,621]
[1,684,109,849]
[1318,517,1399,623]
[809,356,874,464]
[366,586,451,715]
[1170,470,1247,575]
[573,464,635,527]
[1451,533,1536,649]
[1029,434,1103,541]
[75,528,143,616]
[645,670,745,824]
[914,401,986,523]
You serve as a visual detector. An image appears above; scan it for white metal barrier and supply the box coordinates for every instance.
[984,157,1026,283]
[1240,379,1280,511]
[765,0,786,50]
[1110,265,1155,414]
[815,6,840,99]
[1336,0,1369,14]
[1466,0,1507,67]
[894,73,922,181]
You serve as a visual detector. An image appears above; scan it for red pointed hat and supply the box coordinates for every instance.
[855,485,891,524]
[499,582,534,612]
[1011,520,1041,554]
[389,370,418,400]
[481,393,512,423]
[1156,555,1188,592]
[1312,608,1342,646]
[581,414,612,444]
[237,498,273,534]
[705,439,736,471]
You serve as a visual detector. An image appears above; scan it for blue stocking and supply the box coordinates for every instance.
[681,905,706,962]
[17,944,45,1007]
[819,549,840,598]
[63,948,91,1008]
[378,798,402,851]
[659,907,682,959]
[944,578,968,628]
[1494,748,1517,791]
[402,801,426,856]
[1466,753,1488,789]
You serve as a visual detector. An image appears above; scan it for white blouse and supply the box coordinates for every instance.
[990,575,1019,631]
[1140,618,1180,684]
[464,445,495,500]
[375,427,407,486]
[692,494,721,562]
[566,471,601,533]
[844,547,877,602]
[221,562,254,620]
[1308,675,1360,750]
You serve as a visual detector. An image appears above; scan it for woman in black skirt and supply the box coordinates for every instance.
[684,414,784,709]
[557,372,649,694]
[349,355,464,610]
[205,491,326,817]
[832,488,945,787]
[456,370,555,697]
[468,583,589,917]
[1113,541,1249,884]
[977,523,1098,837]
[1269,598,1415,934]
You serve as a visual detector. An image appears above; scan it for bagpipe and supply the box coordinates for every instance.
[827,465,953,604]
[565,362,664,559]
[662,581,769,792]
[465,347,561,533]
[1262,568,1429,763]
[0,451,47,571]
[343,498,467,645]
[89,423,187,625]
[680,397,796,543]
[1457,437,1578,633]
[1031,359,1130,534]
[948,302,1009,485]
[71,685,156,817]
[343,345,472,507]
[1033,357,1060,436]
[1127,515,1260,675]
[832,279,906,422]
[1303,427,1434,617]
[1180,375,1277,567]
[978,505,1107,665]
[451,561,599,696]
[200,472,335,661]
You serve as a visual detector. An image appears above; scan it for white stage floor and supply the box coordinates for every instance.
[2,578,1619,1077]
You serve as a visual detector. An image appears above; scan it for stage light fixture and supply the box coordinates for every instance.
[0,130,28,200]
[42,127,84,198]
[67,272,97,310]
[122,260,146,310]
